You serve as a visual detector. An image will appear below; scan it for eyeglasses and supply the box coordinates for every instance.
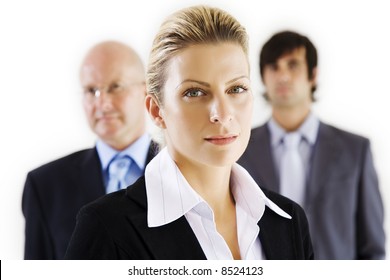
[82,82,144,101]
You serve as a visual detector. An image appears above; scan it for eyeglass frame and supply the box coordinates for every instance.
[82,81,145,101]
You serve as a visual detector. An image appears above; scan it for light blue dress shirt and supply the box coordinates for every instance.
[96,133,151,193]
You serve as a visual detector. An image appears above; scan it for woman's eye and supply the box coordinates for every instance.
[184,89,204,97]
[229,85,247,94]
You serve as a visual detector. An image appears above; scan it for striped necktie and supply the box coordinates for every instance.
[106,155,132,194]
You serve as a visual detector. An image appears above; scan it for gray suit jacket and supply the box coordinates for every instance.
[238,122,386,259]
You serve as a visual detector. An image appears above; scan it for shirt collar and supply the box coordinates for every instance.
[96,133,151,170]
[231,164,292,220]
[268,111,319,146]
[145,147,291,228]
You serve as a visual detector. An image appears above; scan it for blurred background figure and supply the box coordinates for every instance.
[22,41,158,259]
[238,30,385,259]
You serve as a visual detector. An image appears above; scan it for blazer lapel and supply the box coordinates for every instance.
[145,141,159,166]
[125,180,206,260]
[258,207,295,259]
[130,215,207,260]
[246,125,279,192]
[78,148,105,200]
[305,122,342,209]
[75,141,158,201]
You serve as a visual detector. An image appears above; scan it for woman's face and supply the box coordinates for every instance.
[153,43,253,168]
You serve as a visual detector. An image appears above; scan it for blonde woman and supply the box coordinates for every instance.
[65,5,313,260]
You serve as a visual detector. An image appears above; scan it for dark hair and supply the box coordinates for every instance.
[260,31,318,101]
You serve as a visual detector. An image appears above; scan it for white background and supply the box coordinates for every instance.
[0,0,389,259]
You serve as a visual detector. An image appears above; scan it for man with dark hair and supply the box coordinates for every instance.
[260,31,318,101]
[238,30,385,259]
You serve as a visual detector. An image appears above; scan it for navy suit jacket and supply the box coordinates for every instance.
[64,176,314,260]
[238,122,386,259]
[22,142,158,260]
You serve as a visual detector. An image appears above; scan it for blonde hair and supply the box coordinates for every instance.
[146,5,249,104]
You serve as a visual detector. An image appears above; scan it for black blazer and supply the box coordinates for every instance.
[64,176,314,260]
[22,142,158,260]
[238,122,386,259]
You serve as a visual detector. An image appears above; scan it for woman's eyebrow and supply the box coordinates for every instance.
[176,79,210,89]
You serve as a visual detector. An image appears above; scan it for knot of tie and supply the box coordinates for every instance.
[106,155,132,193]
[283,132,301,149]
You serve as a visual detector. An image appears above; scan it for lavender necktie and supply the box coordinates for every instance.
[279,132,305,206]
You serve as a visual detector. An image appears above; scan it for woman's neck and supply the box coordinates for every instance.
[178,161,233,209]
[177,160,241,259]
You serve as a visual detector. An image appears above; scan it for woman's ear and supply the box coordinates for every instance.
[145,94,166,128]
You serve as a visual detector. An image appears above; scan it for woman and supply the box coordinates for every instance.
[65,5,313,260]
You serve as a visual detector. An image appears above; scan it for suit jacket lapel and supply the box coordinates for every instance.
[130,215,207,260]
[125,180,206,260]
[78,148,105,200]
[306,122,342,209]
[258,207,295,259]
[249,125,279,192]
[145,141,159,168]
[75,141,158,201]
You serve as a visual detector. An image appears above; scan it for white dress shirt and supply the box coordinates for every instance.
[145,147,291,260]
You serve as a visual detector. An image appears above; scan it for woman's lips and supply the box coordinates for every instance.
[204,135,238,145]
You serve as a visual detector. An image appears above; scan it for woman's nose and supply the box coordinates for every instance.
[209,95,233,124]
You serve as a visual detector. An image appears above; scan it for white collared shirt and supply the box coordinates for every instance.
[145,148,291,260]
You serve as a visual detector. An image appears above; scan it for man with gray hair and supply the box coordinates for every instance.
[22,41,158,259]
